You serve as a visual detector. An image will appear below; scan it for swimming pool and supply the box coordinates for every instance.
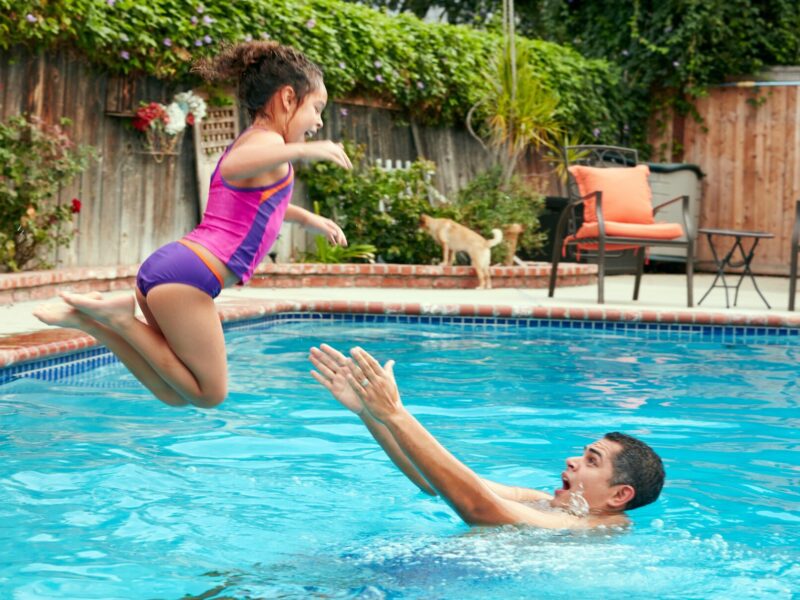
[1,315,798,599]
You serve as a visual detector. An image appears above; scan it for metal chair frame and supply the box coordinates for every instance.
[548,145,695,306]
[789,200,800,310]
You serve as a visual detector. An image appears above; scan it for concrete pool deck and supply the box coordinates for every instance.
[1,271,798,367]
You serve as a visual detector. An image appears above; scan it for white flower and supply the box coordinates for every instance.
[164,102,187,135]
[173,90,207,124]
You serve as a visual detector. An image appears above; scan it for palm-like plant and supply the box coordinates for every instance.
[468,44,563,187]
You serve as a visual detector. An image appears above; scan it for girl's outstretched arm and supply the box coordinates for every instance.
[285,205,347,246]
[221,130,351,181]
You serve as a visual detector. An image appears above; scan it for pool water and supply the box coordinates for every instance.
[1,319,798,599]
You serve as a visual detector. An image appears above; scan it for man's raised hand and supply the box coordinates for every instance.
[309,343,363,414]
[346,346,401,422]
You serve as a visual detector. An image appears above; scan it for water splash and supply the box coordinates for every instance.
[566,483,590,518]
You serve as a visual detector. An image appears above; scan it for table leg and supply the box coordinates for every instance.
[698,233,737,308]
[730,237,770,309]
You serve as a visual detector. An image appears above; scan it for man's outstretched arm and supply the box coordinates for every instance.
[310,344,436,496]
[347,347,575,528]
[310,344,551,502]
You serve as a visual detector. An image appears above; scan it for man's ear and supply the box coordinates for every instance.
[609,484,635,510]
[280,85,297,111]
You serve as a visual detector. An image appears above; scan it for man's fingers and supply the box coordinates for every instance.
[309,354,336,380]
[352,347,381,377]
[349,348,374,380]
[319,343,347,364]
[384,359,396,382]
[345,372,367,397]
[310,369,333,391]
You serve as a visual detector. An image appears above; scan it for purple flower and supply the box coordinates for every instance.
[338,61,346,70]
[196,5,204,13]
[163,37,172,47]
[244,34,253,42]
[261,32,271,39]
[203,15,214,25]
[25,13,36,22]
[375,74,384,83]
[120,50,130,60]
[106,0,115,6]
[416,80,425,90]
[373,60,382,69]
[592,127,601,139]
[190,16,198,25]
[305,18,316,29]
[203,34,212,44]
[340,108,348,117]
[194,39,203,47]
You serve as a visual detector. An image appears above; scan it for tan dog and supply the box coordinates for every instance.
[420,214,503,289]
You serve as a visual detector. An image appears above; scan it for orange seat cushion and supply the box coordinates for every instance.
[564,221,685,252]
[569,164,654,225]
[572,221,684,240]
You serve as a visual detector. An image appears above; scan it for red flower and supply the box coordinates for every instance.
[71,198,82,213]
[132,102,168,131]
[186,113,195,126]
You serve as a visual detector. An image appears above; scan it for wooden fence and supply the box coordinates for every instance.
[650,74,800,275]
[0,47,499,268]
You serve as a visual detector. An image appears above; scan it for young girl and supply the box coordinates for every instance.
[34,41,352,408]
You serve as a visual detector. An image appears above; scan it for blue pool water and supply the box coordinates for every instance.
[1,317,798,599]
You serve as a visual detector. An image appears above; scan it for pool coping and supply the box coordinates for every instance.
[2,297,800,369]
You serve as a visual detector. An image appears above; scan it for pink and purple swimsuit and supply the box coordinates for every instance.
[137,130,294,298]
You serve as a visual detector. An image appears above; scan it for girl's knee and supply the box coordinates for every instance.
[192,385,227,409]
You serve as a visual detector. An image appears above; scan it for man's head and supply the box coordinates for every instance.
[552,432,665,514]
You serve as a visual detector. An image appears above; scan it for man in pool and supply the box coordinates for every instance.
[309,344,665,530]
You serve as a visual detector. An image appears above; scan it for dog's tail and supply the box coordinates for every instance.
[487,228,504,248]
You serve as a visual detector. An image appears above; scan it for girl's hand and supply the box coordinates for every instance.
[305,213,348,247]
[310,344,364,414]
[303,140,352,170]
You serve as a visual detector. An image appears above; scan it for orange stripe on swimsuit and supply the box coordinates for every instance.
[259,171,294,204]
[177,240,225,288]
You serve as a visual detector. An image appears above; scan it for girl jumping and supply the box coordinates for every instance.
[34,41,352,408]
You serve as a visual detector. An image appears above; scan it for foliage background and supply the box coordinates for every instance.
[0,0,623,142]
[345,0,800,153]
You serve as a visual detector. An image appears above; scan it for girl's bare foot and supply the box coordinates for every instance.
[60,292,136,328]
[33,292,103,329]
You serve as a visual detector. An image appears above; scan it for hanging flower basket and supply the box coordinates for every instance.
[130,91,207,163]
[141,127,184,163]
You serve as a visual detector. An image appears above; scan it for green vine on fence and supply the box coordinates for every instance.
[0,0,624,140]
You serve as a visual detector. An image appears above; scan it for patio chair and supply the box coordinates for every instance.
[547,145,695,305]
[789,200,800,310]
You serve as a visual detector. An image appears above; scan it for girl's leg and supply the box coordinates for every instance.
[33,295,189,407]
[60,285,228,408]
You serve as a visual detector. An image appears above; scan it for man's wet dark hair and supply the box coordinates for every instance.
[604,432,665,510]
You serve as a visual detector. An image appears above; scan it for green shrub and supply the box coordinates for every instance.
[453,167,546,264]
[299,142,457,264]
[301,235,377,263]
[0,115,95,271]
[300,144,545,265]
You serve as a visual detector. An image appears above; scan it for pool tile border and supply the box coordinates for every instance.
[2,299,800,382]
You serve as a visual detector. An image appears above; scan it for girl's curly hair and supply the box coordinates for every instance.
[193,41,323,121]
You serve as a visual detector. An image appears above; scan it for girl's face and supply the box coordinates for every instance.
[285,82,327,143]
